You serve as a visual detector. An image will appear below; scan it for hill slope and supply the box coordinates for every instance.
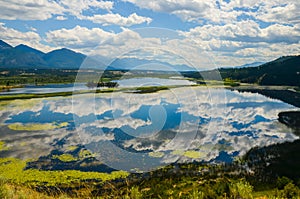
[0,40,87,69]
[183,56,300,87]
[109,58,195,71]
[219,56,300,86]
[43,48,86,69]
[0,40,12,50]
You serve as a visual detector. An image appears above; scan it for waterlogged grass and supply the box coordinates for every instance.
[0,98,42,111]
[52,154,78,162]
[52,149,94,162]
[7,122,69,131]
[66,145,79,152]
[0,157,128,187]
[78,149,94,159]
[183,150,205,159]
[0,85,193,101]
[148,151,164,158]
[1,157,300,198]
[0,141,9,151]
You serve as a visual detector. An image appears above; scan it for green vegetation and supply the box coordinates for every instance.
[0,141,9,151]
[7,122,69,131]
[148,151,164,158]
[183,150,204,159]
[52,154,78,162]
[0,155,300,198]
[0,69,125,86]
[0,84,192,101]
[183,55,300,87]
[0,98,42,111]
[0,157,128,188]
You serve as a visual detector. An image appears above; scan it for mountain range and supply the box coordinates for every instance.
[0,40,299,86]
[0,40,194,71]
[0,40,86,69]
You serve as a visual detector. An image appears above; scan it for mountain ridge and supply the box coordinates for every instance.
[0,40,87,69]
[218,55,300,86]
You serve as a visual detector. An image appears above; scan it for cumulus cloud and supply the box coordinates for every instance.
[0,23,53,52]
[46,25,115,49]
[56,16,67,21]
[0,0,64,20]
[60,0,114,16]
[83,13,152,26]
[0,0,114,21]
[182,20,300,44]
[122,0,300,25]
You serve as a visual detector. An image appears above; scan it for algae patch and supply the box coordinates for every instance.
[183,150,205,159]
[0,157,129,187]
[0,141,9,151]
[148,151,164,158]
[0,99,42,112]
[7,122,69,131]
[52,154,77,162]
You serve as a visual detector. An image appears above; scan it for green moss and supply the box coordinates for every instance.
[171,150,184,156]
[0,141,9,151]
[52,154,77,162]
[0,99,42,111]
[148,152,164,158]
[183,150,205,159]
[7,122,68,131]
[78,149,94,159]
[0,157,129,187]
[66,145,78,152]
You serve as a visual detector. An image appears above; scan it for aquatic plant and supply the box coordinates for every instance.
[0,141,9,151]
[0,157,128,187]
[7,122,69,131]
[183,150,205,159]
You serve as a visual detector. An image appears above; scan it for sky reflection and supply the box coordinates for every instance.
[0,87,298,172]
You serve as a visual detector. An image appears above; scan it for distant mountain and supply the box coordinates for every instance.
[109,58,195,71]
[0,41,47,68]
[15,44,45,56]
[0,40,88,69]
[219,56,300,86]
[235,61,265,68]
[0,40,12,50]
[43,48,86,69]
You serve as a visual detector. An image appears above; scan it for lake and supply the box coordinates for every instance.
[0,84,298,172]
[0,78,196,95]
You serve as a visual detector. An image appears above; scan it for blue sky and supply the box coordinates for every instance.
[0,0,299,69]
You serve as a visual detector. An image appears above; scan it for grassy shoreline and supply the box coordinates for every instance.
[0,83,298,102]
[0,156,299,198]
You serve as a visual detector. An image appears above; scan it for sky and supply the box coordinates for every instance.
[0,0,300,69]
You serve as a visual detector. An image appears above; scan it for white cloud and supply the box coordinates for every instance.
[122,0,216,22]
[60,0,114,17]
[0,23,53,52]
[253,2,300,24]
[182,20,300,44]
[46,25,115,49]
[123,0,300,25]
[0,0,65,20]
[0,0,114,21]
[84,13,152,26]
[56,16,67,21]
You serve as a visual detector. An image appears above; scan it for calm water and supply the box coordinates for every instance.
[0,86,298,172]
[0,83,88,95]
[0,78,195,95]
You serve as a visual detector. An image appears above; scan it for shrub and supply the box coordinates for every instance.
[277,182,300,199]
[189,189,205,199]
[230,180,253,199]
[276,176,293,190]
